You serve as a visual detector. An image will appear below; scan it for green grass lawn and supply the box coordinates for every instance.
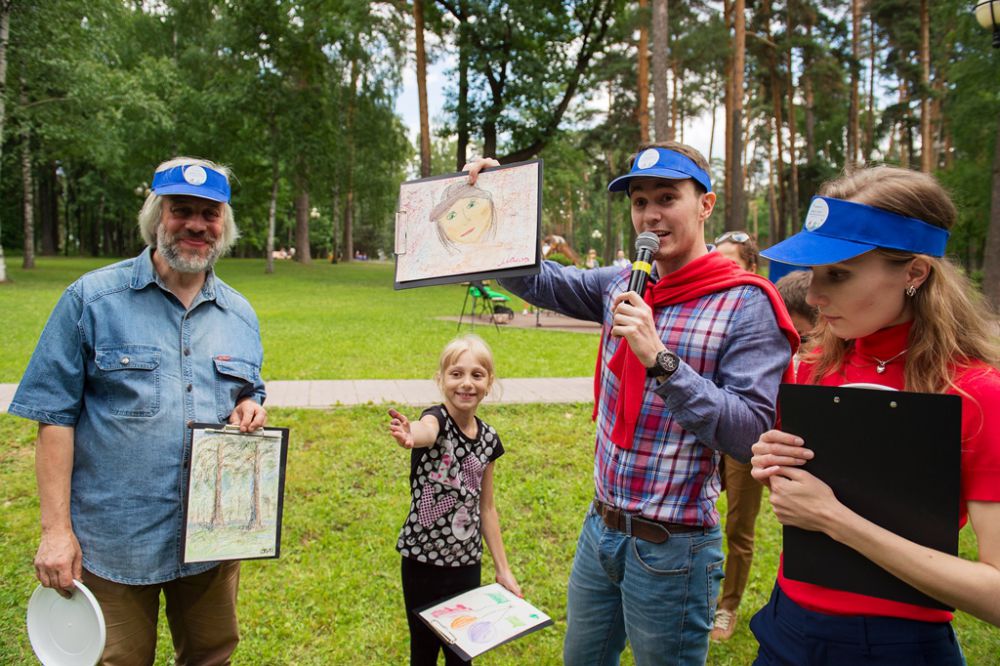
[3,256,998,663]
[2,407,997,665]
[0,256,599,383]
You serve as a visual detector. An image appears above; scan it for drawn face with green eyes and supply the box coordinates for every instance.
[430,182,498,252]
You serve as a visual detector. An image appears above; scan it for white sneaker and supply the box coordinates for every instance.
[709,608,737,642]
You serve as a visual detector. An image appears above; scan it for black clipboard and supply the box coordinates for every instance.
[181,423,290,563]
[393,160,543,290]
[779,384,961,609]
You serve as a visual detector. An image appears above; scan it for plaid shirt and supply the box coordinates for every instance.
[502,259,790,526]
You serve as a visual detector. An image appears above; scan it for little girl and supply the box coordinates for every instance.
[388,334,521,666]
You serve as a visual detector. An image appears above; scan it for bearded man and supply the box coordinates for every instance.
[10,157,267,665]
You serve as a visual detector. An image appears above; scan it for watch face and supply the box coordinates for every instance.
[657,350,679,374]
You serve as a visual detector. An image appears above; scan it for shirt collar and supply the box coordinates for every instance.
[853,320,913,359]
[129,246,227,309]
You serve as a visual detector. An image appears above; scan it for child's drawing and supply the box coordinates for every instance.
[417,583,553,660]
[394,160,542,289]
[430,181,498,252]
[182,425,289,563]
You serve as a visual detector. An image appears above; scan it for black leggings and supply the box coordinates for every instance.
[401,556,482,665]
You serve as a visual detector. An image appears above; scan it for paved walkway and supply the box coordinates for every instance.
[0,377,593,413]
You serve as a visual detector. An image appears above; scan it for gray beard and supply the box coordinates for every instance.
[156,224,224,273]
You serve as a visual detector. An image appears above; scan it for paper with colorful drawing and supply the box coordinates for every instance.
[393,160,542,289]
[416,582,553,660]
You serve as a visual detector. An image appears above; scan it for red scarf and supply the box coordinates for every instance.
[595,250,800,450]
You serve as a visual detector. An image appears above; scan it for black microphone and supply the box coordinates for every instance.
[627,232,659,297]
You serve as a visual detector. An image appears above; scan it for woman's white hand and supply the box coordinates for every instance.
[750,429,813,487]
[768,467,843,534]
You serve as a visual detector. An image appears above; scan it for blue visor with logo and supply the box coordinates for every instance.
[151,164,231,203]
[608,147,712,194]
[761,196,950,266]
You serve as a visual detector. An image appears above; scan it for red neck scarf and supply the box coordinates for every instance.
[596,250,800,449]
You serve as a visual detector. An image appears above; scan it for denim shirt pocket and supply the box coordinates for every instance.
[213,357,260,422]
[94,345,162,417]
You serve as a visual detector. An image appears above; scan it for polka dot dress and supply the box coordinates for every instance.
[397,405,504,566]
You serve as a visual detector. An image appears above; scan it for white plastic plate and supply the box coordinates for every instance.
[26,580,106,666]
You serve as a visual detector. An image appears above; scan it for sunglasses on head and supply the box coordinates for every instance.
[715,231,751,244]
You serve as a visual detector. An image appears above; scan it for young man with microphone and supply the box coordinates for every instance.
[469,142,797,665]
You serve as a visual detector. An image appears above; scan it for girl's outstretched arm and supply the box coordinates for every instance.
[768,466,1000,627]
[387,408,440,449]
[480,463,523,598]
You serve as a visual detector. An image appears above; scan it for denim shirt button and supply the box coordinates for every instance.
[183,348,191,356]
[186,383,192,392]
[121,356,130,365]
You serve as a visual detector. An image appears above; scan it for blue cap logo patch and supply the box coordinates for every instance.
[804,198,829,231]
[636,148,659,170]
[183,165,208,186]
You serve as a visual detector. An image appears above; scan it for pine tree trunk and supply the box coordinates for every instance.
[768,141,779,244]
[566,185,575,248]
[294,173,311,264]
[804,19,816,163]
[40,162,58,255]
[604,149,615,267]
[723,0,733,222]
[919,0,932,173]
[708,74,718,162]
[671,59,680,137]
[483,116,497,159]
[785,10,800,227]
[898,83,911,169]
[866,15,876,161]
[265,158,279,274]
[982,115,1000,312]
[765,0,786,239]
[637,0,650,143]
[456,7,469,171]
[414,0,431,178]
[20,80,34,269]
[848,0,861,169]
[651,0,670,141]
[342,54,359,261]
[728,0,746,231]
[0,5,10,282]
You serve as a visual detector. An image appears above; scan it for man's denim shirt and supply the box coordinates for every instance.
[10,248,266,584]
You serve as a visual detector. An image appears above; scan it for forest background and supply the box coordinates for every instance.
[0,0,997,308]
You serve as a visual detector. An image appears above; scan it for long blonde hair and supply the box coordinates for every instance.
[805,166,1000,393]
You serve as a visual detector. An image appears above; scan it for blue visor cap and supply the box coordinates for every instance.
[151,164,231,203]
[761,196,950,266]
[608,147,712,194]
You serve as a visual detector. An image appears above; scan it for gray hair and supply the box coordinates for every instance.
[137,156,239,252]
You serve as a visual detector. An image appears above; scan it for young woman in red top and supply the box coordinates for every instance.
[749,166,1000,664]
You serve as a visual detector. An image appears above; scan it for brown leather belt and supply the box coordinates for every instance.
[592,499,705,544]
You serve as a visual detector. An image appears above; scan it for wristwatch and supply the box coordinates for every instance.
[646,349,680,381]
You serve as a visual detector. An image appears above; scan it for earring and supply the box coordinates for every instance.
[905,284,917,297]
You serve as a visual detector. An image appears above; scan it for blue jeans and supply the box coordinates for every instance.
[564,508,724,666]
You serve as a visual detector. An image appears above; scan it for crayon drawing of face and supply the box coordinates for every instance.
[429,182,498,253]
